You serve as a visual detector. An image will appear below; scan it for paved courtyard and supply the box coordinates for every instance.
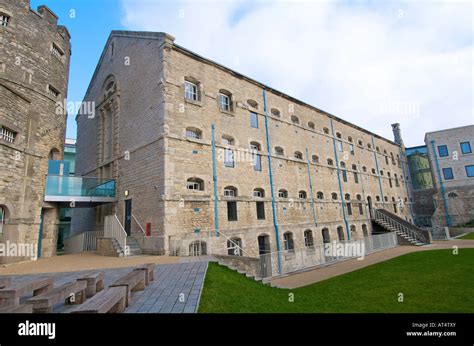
[0,261,208,314]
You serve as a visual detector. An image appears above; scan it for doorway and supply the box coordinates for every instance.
[124,199,132,236]
[258,235,272,278]
[367,196,373,219]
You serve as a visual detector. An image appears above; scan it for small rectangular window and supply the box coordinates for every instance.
[250,112,258,128]
[438,145,449,157]
[353,172,358,184]
[256,201,265,220]
[0,14,10,27]
[227,201,238,221]
[466,165,474,178]
[349,144,354,155]
[219,94,230,111]
[224,148,234,168]
[442,167,454,180]
[337,141,343,152]
[358,203,364,215]
[253,154,261,171]
[51,43,64,60]
[342,170,347,182]
[47,85,60,98]
[0,125,17,143]
[184,81,198,101]
[346,203,352,216]
[460,142,472,154]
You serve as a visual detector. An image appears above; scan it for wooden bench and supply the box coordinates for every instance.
[0,277,53,306]
[133,263,155,285]
[109,270,145,307]
[0,278,11,289]
[0,304,33,314]
[77,271,104,298]
[26,280,87,313]
[70,286,127,314]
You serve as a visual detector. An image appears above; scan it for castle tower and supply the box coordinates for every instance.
[0,0,71,262]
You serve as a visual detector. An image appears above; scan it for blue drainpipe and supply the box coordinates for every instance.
[305,148,318,226]
[211,124,219,237]
[330,119,350,240]
[430,140,452,226]
[263,90,282,274]
[371,136,385,208]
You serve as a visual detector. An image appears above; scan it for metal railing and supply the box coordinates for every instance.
[104,215,128,250]
[132,214,146,235]
[259,232,398,278]
[372,209,426,243]
[63,230,103,254]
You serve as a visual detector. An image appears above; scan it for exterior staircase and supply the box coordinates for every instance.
[125,236,143,256]
[372,209,430,246]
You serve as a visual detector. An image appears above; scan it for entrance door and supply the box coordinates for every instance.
[124,199,132,236]
[367,196,373,219]
[258,235,272,278]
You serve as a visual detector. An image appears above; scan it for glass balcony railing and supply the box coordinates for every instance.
[45,175,116,201]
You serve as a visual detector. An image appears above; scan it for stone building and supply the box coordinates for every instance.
[405,145,436,227]
[424,125,474,227]
[0,0,71,263]
[72,30,413,260]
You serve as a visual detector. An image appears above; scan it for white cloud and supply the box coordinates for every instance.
[121,0,473,147]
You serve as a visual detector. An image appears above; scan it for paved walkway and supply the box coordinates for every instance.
[271,240,474,289]
[0,262,208,313]
[0,253,180,275]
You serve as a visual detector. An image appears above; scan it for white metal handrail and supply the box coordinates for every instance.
[103,215,128,250]
[132,214,146,235]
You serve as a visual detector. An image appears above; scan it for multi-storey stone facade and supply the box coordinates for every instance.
[73,31,412,258]
[0,0,71,263]
[425,125,474,226]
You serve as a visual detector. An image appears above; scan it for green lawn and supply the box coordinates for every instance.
[199,249,474,313]
[459,232,474,240]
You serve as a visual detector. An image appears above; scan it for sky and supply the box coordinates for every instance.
[31,0,473,147]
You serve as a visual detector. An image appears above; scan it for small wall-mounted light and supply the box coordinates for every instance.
[124,190,129,197]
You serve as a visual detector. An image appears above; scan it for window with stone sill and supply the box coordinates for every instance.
[186,128,202,140]
[224,186,238,197]
[298,191,307,199]
[271,108,281,117]
[0,14,10,27]
[219,90,232,112]
[51,43,64,60]
[47,85,60,98]
[0,125,17,143]
[186,178,204,191]
[185,81,198,101]
[278,189,288,198]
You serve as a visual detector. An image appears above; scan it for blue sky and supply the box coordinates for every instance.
[32,0,472,146]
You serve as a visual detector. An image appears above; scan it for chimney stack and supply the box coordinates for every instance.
[392,123,404,147]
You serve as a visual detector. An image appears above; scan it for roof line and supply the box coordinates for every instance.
[172,42,400,147]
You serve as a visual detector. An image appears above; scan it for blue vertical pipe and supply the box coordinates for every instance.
[211,124,219,237]
[305,148,318,226]
[371,136,385,208]
[430,140,452,226]
[262,90,282,274]
[330,119,350,240]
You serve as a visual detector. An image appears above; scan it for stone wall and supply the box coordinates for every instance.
[73,30,412,259]
[0,0,71,263]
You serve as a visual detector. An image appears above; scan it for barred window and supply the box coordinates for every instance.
[0,125,17,143]
[0,14,10,27]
